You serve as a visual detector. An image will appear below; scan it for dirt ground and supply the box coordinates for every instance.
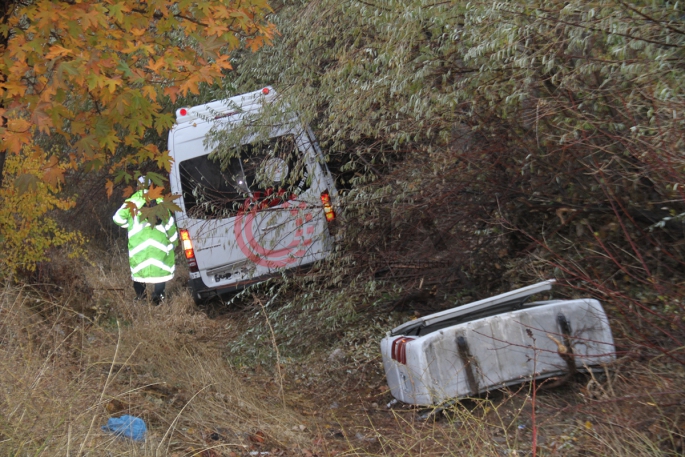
[206,308,685,457]
[5,268,682,457]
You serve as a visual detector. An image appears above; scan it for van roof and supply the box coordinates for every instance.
[174,87,277,125]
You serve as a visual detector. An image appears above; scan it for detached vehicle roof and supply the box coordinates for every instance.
[391,279,557,337]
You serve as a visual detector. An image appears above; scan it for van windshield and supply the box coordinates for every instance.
[179,134,310,219]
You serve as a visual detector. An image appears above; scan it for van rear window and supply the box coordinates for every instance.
[179,134,310,219]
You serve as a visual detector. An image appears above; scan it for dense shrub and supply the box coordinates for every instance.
[218,0,685,358]
[0,147,83,277]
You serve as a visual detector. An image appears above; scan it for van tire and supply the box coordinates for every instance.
[191,293,205,307]
[188,279,208,306]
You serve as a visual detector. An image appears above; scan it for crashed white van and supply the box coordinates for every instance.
[168,87,339,303]
[381,280,616,405]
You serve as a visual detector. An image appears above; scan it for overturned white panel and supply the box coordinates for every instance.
[381,296,615,406]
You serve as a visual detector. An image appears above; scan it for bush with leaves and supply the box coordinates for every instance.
[215,0,685,359]
[0,147,84,277]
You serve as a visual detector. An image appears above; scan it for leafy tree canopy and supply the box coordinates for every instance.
[1,0,274,185]
[0,0,274,274]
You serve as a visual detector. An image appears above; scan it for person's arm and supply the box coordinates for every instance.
[112,200,132,228]
[165,213,179,248]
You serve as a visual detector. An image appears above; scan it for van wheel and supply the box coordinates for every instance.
[188,279,207,306]
[191,289,212,307]
[191,292,205,307]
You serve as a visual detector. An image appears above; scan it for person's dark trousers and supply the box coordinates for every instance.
[133,281,166,302]
[134,281,146,299]
[152,282,166,303]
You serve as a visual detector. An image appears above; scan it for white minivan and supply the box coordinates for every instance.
[167,87,339,303]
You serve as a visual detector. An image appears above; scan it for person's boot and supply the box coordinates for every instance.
[152,283,166,305]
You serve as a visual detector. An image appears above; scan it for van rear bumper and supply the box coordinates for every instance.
[188,275,278,303]
[188,261,319,304]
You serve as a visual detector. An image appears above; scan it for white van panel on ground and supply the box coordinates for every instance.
[381,297,616,405]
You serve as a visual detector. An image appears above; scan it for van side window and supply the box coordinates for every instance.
[179,134,310,219]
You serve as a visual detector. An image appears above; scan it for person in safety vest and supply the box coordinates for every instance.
[113,175,178,304]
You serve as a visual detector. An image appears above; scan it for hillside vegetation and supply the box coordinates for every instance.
[2,0,685,455]
[219,0,685,361]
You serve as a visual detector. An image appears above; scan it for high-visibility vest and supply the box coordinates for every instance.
[113,191,178,283]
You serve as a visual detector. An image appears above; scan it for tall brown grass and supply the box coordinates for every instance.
[0,247,309,456]
[2,245,684,456]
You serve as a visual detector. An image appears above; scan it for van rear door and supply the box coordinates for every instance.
[169,120,332,290]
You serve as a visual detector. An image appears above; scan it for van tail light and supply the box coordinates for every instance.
[320,190,336,222]
[391,337,414,364]
[179,229,199,272]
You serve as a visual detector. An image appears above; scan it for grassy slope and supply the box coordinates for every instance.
[0,249,309,456]
[1,247,683,456]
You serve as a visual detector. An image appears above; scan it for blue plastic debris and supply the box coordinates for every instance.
[101,415,147,441]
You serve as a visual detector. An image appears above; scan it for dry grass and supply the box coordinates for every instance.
[1,246,684,456]
[305,356,685,457]
[260,332,685,457]
[0,247,310,456]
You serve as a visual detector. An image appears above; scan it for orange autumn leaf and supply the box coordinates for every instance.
[146,184,164,200]
[45,45,73,60]
[105,179,114,198]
